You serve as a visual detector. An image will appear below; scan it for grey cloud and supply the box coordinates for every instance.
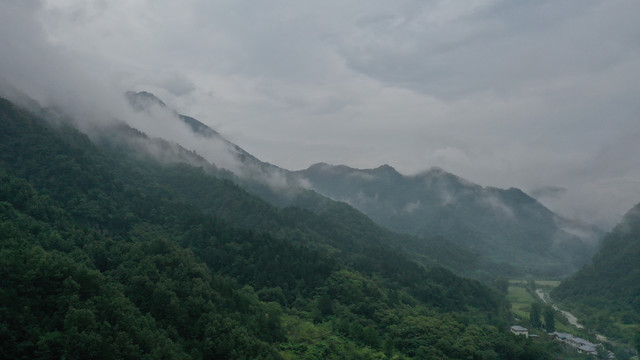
[531,186,568,200]
[338,0,637,98]
[2,0,640,229]
[155,72,196,97]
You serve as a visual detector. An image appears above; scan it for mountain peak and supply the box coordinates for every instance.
[373,164,397,173]
[125,91,166,111]
[616,202,640,235]
[307,162,333,171]
[415,167,456,179]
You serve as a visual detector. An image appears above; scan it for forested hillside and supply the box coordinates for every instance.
[124,91,601,279]
[297,163,602,277]
[552,203,640,344]
[0,97,564,358]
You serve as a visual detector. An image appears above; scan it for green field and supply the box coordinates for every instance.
[507,280,585,334]
[506,280,562,322]
[507,283,536,320]
[533,280,561,288]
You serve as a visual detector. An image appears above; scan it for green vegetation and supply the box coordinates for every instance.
[0,97,565,358]
[506,280,576,335]
[507,283,537,320]
[543,306,555,332]
[533,280,561,288]
[553,203,640,344]
[297,163,602,277]
[529,303,542,328]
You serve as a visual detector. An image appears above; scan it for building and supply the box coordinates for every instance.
[578,344,597,356]
[549,331,600,356]
[510,325,529,337]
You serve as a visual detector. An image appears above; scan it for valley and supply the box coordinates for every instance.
[2,2,640,358]
[535,288,584,329]
[0,95,561,359]
[0,92,638,359]
[509,279,638,359]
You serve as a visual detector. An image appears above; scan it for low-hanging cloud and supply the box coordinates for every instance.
[2,0,640,228]
[0,1,251,179]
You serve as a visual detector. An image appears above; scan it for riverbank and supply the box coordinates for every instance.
[535,288,584,329]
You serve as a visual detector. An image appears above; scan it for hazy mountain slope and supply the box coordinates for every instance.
[124,91,602,277]
[94,114,502,278]
[126,91,260,164]
[552,202,640,342]
[0,94,507,312]
[123,91,511,277]
[0,94,564,359]
[125,91,314,206]
[297,163,603,276]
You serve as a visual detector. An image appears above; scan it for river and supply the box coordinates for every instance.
[535,288,585,329]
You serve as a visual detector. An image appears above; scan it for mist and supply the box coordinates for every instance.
[2,0,640,229]
[0,1,257,185]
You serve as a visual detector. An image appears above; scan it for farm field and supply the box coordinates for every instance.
[507,281,537,320]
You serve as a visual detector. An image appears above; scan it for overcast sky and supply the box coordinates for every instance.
[1,0,639,228]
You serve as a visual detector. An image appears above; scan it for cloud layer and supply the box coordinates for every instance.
[2,0,640,228]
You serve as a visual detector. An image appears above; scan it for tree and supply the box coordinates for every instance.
[530,303,542,328]
[317,292,333,317]
[543,306,555,332]
[596,344,608,360]
[383,336,394,356]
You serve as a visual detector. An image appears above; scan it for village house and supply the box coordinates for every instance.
[578,344,597,356]
[548,332,600,356]
[510,325,528,337]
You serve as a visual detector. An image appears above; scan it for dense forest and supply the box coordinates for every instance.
[0,95,566,358]
[552,203,640,345]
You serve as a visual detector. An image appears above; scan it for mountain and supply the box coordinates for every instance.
[126,91,261,165]
[123,91,602,277]
[121,92,504,277]
[295,163,603,276]
[0,93,569,359]
[124,91,313,205]
[552,202,640,343]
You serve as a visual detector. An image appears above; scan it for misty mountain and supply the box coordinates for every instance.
[122,92,515,277]
[123,91,602,277]
[0,94,566,359]
[112,91,497,278]
[125,91,313,202]
[552,202,640,342]
[126,91,262,165]
[296,163,603,276]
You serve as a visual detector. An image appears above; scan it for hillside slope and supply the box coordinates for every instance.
[552,202,640,342]
[124,91,602,277]
[296,163,602,276]
[122,91,508,278]
[0,95,563,358]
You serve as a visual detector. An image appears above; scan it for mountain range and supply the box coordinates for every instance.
[552,202,640,343]
[0,92,565,359]
[124,91,603,277]
[2,85,638,357]
[295,162,603,276]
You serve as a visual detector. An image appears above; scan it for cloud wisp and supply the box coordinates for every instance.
[1,0,639,228]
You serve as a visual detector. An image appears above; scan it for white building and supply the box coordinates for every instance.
[510,325,529,337]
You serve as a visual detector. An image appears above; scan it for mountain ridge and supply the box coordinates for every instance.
[123,91,603,276]
[296,162,603,276]
[1,93,564,359]
[552,202,640,343]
